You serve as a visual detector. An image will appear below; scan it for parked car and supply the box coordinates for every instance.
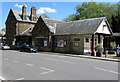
[19,44,37,53]
[1,44,10,50]
[116,47,120,57]
[17,43,23,50]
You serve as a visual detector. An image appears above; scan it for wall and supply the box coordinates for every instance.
[54,35,71,53]
[54,35,84,54]
[16,22,35,35]
[32,17,52,51]
[6,10,17,46]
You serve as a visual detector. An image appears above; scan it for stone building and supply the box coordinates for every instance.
[54,17,113,55]
[31,17,113,55]
[5,5,38,46]
[32,16,62,51]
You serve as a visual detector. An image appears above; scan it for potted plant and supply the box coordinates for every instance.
[95,44,103,57]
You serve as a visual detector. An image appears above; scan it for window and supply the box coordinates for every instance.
[57,40,66,47]
[85,38,89,42]
[37,38,44,46]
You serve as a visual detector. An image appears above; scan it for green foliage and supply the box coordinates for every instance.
[64,2,120,32]
[95,44,103,51]
[1,28,6,32]
[111,1,120,32]
[110,42,116,49]
[41,13,50,18]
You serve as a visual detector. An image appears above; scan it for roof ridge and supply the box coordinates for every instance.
[62,17,106,24]
[41,16,62,22]
[11,8,31,14]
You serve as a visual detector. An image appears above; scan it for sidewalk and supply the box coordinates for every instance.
[40,52,120,62]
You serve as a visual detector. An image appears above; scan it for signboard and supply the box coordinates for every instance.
[12,41,15,45]
[57,40,64,47]
[74,38,80,41]
[44,40,47,46]
[74,42,79,47]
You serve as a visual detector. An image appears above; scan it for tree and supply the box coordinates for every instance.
[64,2,119,32]
[1,28,6,32]
[111,1,120,32]
[40,13,50,18]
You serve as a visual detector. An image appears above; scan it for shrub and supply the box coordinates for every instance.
[110,42,116,49]
[95,44,103,51]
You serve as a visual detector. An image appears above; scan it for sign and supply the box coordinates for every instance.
[44,40,47,46]
[57,40,64,47]
[74,38,80,41]
[12,41,15,45]
[74,42,79,47]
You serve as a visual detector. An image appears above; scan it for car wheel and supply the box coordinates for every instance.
[20,49,22,52]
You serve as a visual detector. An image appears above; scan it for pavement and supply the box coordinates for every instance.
[39,51,120,62]
[1,50,119,80]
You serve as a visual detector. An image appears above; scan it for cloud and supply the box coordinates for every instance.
[14,4,27,8]
[37,7,57,14]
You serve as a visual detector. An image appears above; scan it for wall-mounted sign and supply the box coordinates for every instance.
[12,41,15,45]
[57,40,64,47]
[44,40,47,46]
[74,38,80,41]
[74,42,79,47]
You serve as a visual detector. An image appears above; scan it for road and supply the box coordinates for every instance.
[0,50,119,80]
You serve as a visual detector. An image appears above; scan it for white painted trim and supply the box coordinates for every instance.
[95,20,111,34]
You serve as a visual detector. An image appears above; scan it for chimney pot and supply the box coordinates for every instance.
[22,5,27,20]
[30,6,37,21]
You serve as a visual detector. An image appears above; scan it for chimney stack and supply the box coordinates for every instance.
[22,5,27,20]
[30,6,37,21]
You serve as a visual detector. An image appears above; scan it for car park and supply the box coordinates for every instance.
[19,44,38,53]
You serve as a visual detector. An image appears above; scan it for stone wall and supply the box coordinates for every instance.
[54,35,84,54]
[16,22,35,35]
[6,10,17,46]
[32,17,51,51]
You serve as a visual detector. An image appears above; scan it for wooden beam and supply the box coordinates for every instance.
[98,34,100,44]
[91,35,94,56]
[103,35,106,57]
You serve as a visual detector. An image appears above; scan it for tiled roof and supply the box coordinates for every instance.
[12,9,63,34]
[11,9,38,23]
[113,33,120,36]
[42,17,63,33]
[55,17,106,35]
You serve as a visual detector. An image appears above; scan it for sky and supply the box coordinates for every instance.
[0,1,119,30]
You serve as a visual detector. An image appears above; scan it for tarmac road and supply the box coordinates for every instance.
[1,50,119,80]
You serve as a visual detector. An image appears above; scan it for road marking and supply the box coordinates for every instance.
[95,67,120,75]
[44,58,76,64]
[26,64,34,67]
[40,67,54,75]
[16,78,24,80]
[13,60,19,63]
[0,76,6,80]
